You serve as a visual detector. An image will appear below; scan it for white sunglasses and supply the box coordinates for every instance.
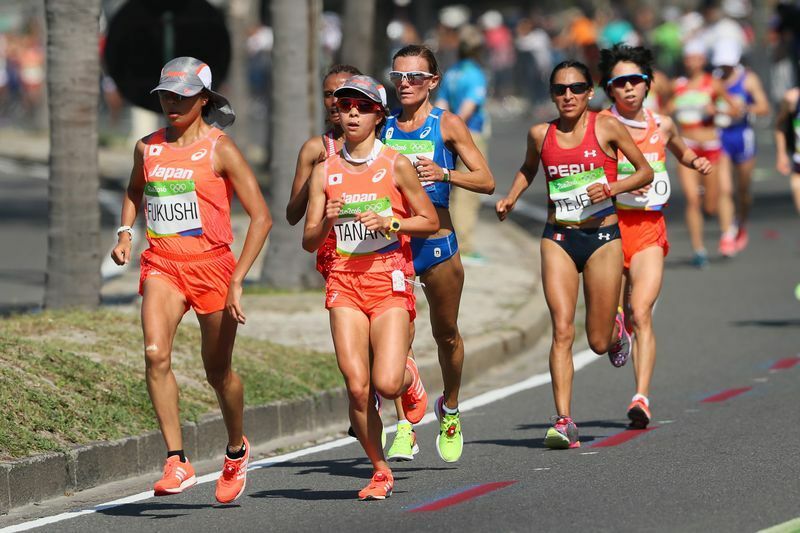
[388,71,434,85]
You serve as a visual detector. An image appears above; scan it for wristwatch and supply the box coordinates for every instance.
[385,216,401,239]
[442,168,450,182]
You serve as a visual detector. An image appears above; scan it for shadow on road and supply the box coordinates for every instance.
[515,420,628,430]
[248,488,356,501]
[96,502,215,519]
[731,318,800,328]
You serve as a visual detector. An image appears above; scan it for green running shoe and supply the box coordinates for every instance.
[435,396,463,462]
[387,421,418,461]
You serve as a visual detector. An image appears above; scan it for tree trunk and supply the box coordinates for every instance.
[260,0,318,288]
[44,0,101,309]
[227,0,253,150]
[340,0,376,73]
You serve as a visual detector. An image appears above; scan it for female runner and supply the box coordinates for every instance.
[668,40,741,268]
[599,44,712,427]
[382,45,494,464]
[111,57,271,503]
[303,75,439,499]
[495,60,652,449]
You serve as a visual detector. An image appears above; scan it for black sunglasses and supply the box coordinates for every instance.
[550,82,591,96]
[607,73,649,89]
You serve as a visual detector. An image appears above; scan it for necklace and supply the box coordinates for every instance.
[342,139,383,165]
[611,105,649,129]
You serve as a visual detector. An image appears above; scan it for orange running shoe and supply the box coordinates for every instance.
[627,398,652,429]
[358,470,394,500]
[153,455,196,496]
[401,357,427,424]
[215,436,250,504]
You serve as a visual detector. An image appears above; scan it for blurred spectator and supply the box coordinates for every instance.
[599,10,639,48]
[479,10,515,98]
[650,6,684,77]
[246,24,272,97]
[435,24,489,262]
[435,5,470,73]
[515,16,552,114]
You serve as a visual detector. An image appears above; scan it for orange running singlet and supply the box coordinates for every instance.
[323,146,412,273]
[141,127,233,256]
[600,108,670,267]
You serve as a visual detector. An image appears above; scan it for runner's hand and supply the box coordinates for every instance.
[691,156,712,175]
[326,196,344,221]
[495,197,515,221]
[111,236,132,265]
[415,156,444,181]
[777,153,791,176]
[225,280,246,324]
[586,183,612,204]
[356,210,387,232]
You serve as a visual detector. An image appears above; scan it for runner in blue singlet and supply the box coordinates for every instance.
[381,44,494,464]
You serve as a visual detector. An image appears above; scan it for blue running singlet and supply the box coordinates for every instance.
[382,107,455,208]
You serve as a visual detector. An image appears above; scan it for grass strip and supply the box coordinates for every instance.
[0,308,340,460]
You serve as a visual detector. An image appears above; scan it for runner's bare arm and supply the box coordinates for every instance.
[744,71,771,117]
[599,115,653,197]
[774,89,798,175]
[363,155,439,237]
[495,124,544,221]
[111,140,146,265]
[286,137,326,225]
[303,165,338,251]
[420,110,494,194]
[215,135,272,323]
[662,115,712,175]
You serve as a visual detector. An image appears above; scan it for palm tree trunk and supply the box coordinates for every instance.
[43,0,101,309]
[340,0,376,73]
[260,0,319,288]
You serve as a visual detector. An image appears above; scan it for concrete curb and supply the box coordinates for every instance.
[0,222,548,514]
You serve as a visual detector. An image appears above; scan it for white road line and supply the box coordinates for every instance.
[2,349,599,532]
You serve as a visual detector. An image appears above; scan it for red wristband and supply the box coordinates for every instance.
[602,183,612,199]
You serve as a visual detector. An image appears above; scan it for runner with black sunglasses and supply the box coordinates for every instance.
[495,60,652,449]
[598,44,712,428]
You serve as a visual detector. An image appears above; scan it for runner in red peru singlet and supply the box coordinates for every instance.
[496,60,653,450]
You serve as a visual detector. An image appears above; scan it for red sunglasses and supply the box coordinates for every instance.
[335,97,382,114]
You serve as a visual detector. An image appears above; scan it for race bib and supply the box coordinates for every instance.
[144,181,203,238]
[384,138,436,186]
[548,167,614,225]
[615,161,671,211]
[333,196,397,256]
[793,118,800,164]
[674,91,711,126]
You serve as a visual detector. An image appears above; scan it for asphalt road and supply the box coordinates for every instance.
[2,115,799,532]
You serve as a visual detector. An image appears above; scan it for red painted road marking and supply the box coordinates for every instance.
[408,481,517,512]
[770,357,800,371]
[701,387,752,403]
[590,427,658,448]
[763,229,780,240]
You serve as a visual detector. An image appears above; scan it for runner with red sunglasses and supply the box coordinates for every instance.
[495,60,652,449]
[598,44,712,428]
[303,75,439,500]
